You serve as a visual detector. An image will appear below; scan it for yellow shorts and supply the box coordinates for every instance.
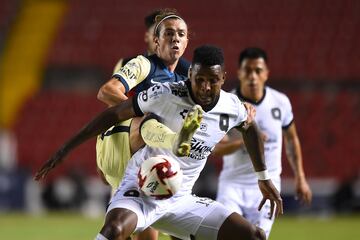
[96,119,132,190]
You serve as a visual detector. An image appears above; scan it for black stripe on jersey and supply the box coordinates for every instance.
[132,94,144,116]
[113,75,130,93]
[236,86,266,105]
[282,119,294,130]
[100,126,130,140]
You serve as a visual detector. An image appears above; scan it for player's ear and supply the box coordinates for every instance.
[188,67,192,79]
[154,36,160,47]
[265,69,270,83]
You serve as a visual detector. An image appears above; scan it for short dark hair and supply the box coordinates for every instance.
[144,10,161,29]
[238,47,268,66]
[192,45,224,67]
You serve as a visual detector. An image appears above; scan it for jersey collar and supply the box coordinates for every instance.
[236,86,266,106]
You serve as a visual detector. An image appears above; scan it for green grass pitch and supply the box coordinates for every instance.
[0,212,359,240]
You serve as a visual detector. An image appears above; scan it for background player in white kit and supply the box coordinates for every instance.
[214,47,312,238]
[35,45,283,240]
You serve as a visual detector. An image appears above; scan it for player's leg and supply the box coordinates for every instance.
[217,181,272,239]
[133,227,158,240]
[217,212,266,240]
[173,104,203,156]
[216,180,244,215]
[241,180,281,239]
[95,208,137,240]
[96,120,133,190]
[152,195,265,240]
[140,105,203,156]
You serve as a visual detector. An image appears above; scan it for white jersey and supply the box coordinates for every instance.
[219,86,293,185]
[120,81,248,197]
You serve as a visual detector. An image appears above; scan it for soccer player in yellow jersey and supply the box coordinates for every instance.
[95,9,191,240]
[96,9,190,191]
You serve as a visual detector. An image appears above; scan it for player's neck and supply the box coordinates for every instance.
[238,86,266,105]
[165,60,179,72]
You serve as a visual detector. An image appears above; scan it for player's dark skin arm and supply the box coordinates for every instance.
[237,121,284,218]
[34,98,137,180]
[238,121,266,172]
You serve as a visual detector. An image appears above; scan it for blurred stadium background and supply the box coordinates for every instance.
[0,0,359,239]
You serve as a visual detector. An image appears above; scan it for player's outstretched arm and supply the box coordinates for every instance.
[238,121,283,218]
[34,98,136,180]
[211,135,243,156]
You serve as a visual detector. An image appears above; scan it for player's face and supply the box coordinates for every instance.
[238,58,269,102]
[144,25,157,55]
[155,19,188,64]
[190,64,225,108]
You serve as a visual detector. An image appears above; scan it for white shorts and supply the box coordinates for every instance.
[107,188,232,240]
[216,178,281,238]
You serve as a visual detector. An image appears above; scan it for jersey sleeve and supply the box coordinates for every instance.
[112,55,151,93]
[132,83,171,117]
[282,95,294,129]
[234,97,248,127]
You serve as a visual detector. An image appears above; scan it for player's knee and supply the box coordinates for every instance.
[100,219,126,240]
[253,226,266,240]
[244,225,266,240]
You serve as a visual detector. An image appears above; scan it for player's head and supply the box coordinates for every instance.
[144,10,161,54]
[237,47,269,102]
[153,9,188,64]
[189,45,225,109]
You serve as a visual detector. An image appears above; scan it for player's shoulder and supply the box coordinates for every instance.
[167,81,189,98]
[266,86,291,104]
[221,89,243,105]
[149,80,187,95]
[217,90,245,114]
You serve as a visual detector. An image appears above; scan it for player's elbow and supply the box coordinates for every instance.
[97,87,106,102]
[98,82,115,100]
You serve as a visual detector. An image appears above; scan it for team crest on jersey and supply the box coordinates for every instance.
[271,108,281,120]
[199,123,207,132]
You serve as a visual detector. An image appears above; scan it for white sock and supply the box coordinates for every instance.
[95,233,109,240]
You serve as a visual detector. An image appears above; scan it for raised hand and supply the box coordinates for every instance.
[243,102,256,125]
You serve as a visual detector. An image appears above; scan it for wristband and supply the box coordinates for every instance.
[256,170,270,180]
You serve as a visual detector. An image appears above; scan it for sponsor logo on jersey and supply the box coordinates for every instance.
[150,78,160,84]
[171,87,188,97]
[119,63,137,82]
[195,197,214,207]
[189,138,212,160]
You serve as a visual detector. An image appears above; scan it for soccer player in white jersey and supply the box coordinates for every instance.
[35,45,283,240]
[214,47,312,238]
